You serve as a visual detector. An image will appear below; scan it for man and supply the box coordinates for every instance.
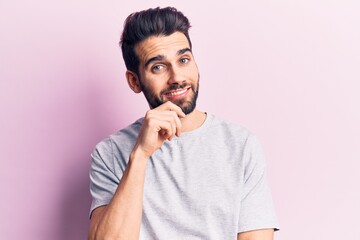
[88,7,279,240]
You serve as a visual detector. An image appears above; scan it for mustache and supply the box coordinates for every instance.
[160,83,191,94]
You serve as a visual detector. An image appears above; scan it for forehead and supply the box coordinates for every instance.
[135,32,190,65]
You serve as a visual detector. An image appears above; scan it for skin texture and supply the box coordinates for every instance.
[88,32,274,240]
[129,32,200,116]
[237,229,274,240]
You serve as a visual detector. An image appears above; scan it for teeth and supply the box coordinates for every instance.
[167,88,188,96]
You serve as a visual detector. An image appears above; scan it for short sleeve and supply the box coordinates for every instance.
[89,138,120,217]
[238,134,279,232]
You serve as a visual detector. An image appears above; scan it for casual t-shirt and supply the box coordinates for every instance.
[90,113,279,239]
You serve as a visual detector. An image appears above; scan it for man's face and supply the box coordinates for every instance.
[135,32,199,115]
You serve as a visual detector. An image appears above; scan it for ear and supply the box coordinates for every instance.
[126,70,142,93]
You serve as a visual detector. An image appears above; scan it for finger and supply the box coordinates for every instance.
[158,120,175,140]
[157,101,186,118]
[171,111,182,136]
[152,111,181,137]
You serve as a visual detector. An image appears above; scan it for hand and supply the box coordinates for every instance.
[133,101,186,159]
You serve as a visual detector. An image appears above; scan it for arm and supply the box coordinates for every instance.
[88,150,148,240]
[237,134,279,237]
[237,229,274,240]
[88,102,185,240]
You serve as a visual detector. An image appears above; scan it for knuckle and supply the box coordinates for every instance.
[167,128,173,136]
[145,110,155,119]
[166,122,173,130]
[145,110,151,118]
[147,117,156,127]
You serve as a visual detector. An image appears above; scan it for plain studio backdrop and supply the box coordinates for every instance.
[1,0,359,239]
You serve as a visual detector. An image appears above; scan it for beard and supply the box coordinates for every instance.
[139,75,199,115]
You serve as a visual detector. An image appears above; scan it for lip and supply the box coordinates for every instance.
[163,87,191,100]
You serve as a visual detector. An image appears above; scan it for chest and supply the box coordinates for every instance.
[142,139,244,234]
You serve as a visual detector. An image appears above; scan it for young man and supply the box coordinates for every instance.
[88,7,279,240]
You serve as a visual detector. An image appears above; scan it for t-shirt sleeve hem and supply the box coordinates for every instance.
[89,199,112,218]
[238,223,280,233]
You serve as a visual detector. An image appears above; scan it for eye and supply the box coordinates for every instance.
[152,64,164,72]
[180,58,189,64]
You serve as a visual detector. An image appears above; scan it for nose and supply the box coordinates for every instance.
[168,65,185,85]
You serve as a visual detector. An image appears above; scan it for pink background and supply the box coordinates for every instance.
[1,1,359,239]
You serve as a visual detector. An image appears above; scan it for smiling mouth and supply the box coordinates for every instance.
[163,87,191,98]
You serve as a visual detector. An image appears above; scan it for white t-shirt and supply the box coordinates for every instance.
[90,113,279,239]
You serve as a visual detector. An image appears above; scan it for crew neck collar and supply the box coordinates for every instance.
[172,112,213,140]
[135,112,213,140]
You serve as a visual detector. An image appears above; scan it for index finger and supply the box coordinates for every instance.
[157,101,186,118]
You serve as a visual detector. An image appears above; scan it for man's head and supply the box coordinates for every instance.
[120,7,192,77]
[120,7,199,115]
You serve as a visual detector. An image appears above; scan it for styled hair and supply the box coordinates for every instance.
[120,7,192,76]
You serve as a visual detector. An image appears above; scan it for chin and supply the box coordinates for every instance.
[179,102,196,115]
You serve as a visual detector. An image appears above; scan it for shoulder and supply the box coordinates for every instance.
[92,117,144,158]
[206,114,265,158]
[207,113,254,143]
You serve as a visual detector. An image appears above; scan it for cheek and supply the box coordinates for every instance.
[188,62,199,73]
[143,77,166,94]
[144,71,169,85]
[188,65,199,79]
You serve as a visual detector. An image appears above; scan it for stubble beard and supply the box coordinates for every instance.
[139,76,200,115]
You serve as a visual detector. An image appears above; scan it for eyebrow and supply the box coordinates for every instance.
[178,47,192,55]
[144,48,192,68]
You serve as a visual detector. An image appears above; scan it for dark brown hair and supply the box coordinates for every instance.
[120,7,192,76]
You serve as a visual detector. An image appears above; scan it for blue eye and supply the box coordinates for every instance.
[152,65,163,72]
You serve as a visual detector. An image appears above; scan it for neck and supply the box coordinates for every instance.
[180,109,207,132]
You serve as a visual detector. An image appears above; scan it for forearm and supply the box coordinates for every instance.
[237,229,274,240]
[89,102,185,239]
[89,150,148,240]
